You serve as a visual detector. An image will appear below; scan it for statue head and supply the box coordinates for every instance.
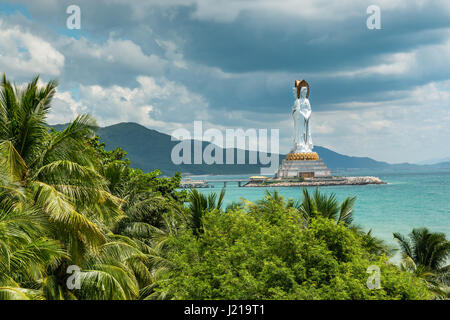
[300,87,308,99]
[294,79,310,99]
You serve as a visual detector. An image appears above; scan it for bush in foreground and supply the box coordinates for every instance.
[155,197,432,300]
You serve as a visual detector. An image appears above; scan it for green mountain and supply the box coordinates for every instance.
[51,122,445,176]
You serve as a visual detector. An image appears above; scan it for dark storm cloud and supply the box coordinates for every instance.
[159,4,450,111]
[5,0,450,113]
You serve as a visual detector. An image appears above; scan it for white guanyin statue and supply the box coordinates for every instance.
[291,82,313,153]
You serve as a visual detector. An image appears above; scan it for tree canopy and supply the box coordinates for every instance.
[154,192,432,300]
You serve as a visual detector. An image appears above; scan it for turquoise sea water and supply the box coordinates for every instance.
[190,169,450,252]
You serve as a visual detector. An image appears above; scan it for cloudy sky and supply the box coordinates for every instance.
[0,0,449,163]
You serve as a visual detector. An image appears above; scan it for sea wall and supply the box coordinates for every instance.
[245,176,385,187]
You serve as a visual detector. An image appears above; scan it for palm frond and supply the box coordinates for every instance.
[338,196,357,225]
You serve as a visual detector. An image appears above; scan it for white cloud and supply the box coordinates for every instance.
[329,52,417,78]
[59,36,167,76]
[0,20,65,78]
[54,76,211,130]
[155,39,187,69]
[48,90,87,124]
[309,82,450,163]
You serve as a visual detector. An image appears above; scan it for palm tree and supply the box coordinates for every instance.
[394,228,450,272]
[1,76,112,256]
[241,188,356,227]
[0,74,152,299]
[394,228,450,298]
[129,188,227,300]
[0,198,67,300]
[186,188,225,236]
[297,188,356,225]
[134,212,182,300]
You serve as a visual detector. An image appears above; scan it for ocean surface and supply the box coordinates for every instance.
[188,168,450,256]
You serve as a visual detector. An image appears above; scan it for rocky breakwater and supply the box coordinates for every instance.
[244,176,386,187]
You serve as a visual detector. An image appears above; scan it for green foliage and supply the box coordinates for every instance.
[0,74,185,300]
[155,194,432,300]
[186,188,225,236]
[394,228,450,298]
[394,228,450,271]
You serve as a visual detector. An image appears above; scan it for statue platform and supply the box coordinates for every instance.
[276,152,331,178]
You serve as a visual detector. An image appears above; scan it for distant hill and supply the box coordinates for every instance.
[417,157,450,165]
[50,122,447,175]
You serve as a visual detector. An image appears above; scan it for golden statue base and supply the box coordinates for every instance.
[286,152,319,161]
